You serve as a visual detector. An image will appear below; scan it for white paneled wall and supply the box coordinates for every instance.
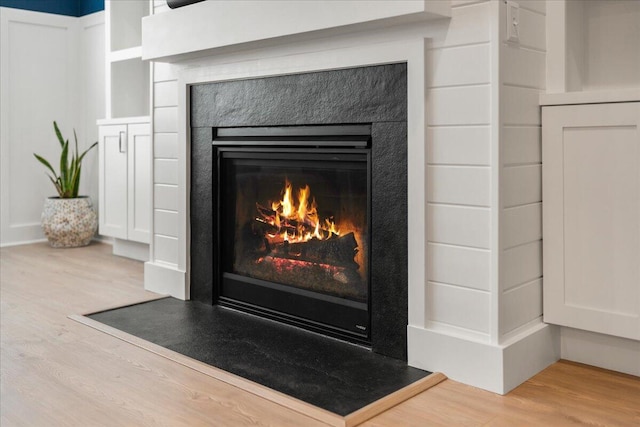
[499,0,546,338]
[79,13,106,218]
[0,8,104,247]
[424,1,493,339]
[151,56,179,266]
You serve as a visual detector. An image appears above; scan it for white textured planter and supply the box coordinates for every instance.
[41,197,98,248]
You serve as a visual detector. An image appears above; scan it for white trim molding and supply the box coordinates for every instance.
[144,261,186,299]
[409,322,560,394]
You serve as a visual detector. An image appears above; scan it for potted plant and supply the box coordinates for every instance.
[34,121,98,248]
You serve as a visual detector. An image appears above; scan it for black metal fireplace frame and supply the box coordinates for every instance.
[213,125,373,344]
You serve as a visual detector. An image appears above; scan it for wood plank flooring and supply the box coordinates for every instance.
[2,242,639,426]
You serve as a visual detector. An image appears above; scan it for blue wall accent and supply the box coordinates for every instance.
[0,0,104,17]
[78,0,103,16]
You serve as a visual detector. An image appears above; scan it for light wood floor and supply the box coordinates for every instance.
[1,242,639,426]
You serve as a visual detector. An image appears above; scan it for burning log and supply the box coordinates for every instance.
[269,232,359,269]
[253,217,296,236]
[256,203,277,221]
[250,181,358,268]
[256,202,317,230]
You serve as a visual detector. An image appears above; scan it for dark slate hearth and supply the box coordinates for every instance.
[88,297,430,416]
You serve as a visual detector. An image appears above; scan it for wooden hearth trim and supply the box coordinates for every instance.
[69,313,446,427]
[343,372,447,426]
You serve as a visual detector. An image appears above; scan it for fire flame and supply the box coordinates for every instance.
[260,179,339,243]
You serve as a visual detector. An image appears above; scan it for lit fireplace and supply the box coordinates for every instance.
[239,179,367,302]
[190,63,408,359]
[215,125,371,343]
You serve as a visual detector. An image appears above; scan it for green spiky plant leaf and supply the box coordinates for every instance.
[33,121,98,198]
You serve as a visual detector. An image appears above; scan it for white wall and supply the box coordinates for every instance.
[0,7,104,247]
[78,12,106,215]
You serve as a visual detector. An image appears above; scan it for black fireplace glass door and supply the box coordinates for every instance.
[217,149,370,339]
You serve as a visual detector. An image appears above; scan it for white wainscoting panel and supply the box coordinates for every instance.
[502,86,541,126]
[428,204,491,249]
[154,80,178,107]
[502,240,542,291]
[502,45,545,89]
[154,132,178,159]
[502,126,541,165]
[427,281,491,333]
[154,184,179,211]
[515,7,546,51]
[432,1,490,48]
[427,243,490,291]
[79,12,105,213]
[427,85,491,126]
[154,158,178,185]
[518,0,545,15]
[502,165,541,208]
[427,126,490,166]
[501,203,541,250]
[427,43,490,88]
[497,0,545,342]
[153,61,178,82]
[1,8,79,245]
[154,234,179,265]
[427,166,491,206]
[153,106,178,133]
[154,209,179,238]
[501,279,543,335]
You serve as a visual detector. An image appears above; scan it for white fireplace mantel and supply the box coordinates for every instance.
[142,0,451,62]
[142,0,561,395]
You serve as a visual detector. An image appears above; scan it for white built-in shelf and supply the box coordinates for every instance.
[546,0,640,99]
[110,59,150,119]
[109,0,149,52]
[104,0,151,120]
[109,46,143,63]
[97,116,150,126]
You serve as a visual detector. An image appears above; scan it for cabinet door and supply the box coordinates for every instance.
[543,102,640,340]
[98,124,128,239]
[127,123,151,244]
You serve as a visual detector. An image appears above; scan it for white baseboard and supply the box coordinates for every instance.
[113,239,149,262]
[502,323,561,392]
[408,322,560,394]
[0,237,47,248]
[561,327,640,377]
[0,222,44,247]
[93,235,113,245]
[144,261,187,300]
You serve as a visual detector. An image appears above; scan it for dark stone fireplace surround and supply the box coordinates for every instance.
[190,63,408,360]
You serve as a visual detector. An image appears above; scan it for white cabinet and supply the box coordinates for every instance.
[99,123,128,239]
[542,102,640,341]
[99,119,151,257]
[98,1,152,261]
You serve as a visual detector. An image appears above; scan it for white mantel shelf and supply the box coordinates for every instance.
[142,0,451,63]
